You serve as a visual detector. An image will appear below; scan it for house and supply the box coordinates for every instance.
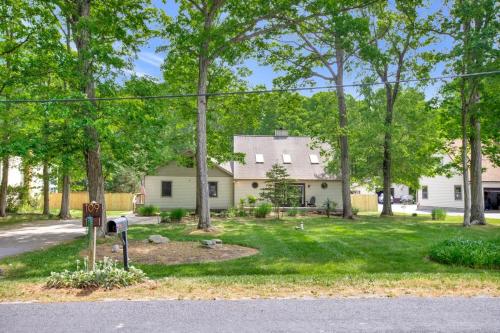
[417,154,500,211]
[143,130,343,210]
[0,157,55,195]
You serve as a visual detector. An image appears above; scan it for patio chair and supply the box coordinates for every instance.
[307,196,316,207]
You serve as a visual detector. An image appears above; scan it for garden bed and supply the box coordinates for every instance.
[84,241,259,265]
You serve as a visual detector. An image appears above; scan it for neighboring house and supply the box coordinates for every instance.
[353,184,410,203]
[143,130,343,210]
[0,157,24,187]
[417,155,500,211]
[0,157,56,195]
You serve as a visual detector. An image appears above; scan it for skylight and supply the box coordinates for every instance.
[309,154,319,164]
[282,154,292,164]
[255,154,264,163]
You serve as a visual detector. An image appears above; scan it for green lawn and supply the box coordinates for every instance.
[2,214,499,281]
[1,214,499,301]
[0,213,53,229]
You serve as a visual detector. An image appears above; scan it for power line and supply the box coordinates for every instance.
[1,70,499,104]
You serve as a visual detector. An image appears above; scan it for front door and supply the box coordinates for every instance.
[290,183,305,207]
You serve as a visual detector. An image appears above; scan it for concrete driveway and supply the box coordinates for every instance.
[0,214,158,259]
[378,204,500,219]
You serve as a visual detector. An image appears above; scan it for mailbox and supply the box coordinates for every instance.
[106,216,130,271]
[107,216,128,234]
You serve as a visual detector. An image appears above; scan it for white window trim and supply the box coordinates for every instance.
[309,154,319,164]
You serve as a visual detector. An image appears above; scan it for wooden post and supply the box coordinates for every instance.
[91,226,97,270]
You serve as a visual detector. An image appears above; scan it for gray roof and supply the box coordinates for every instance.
[232,135,337,180]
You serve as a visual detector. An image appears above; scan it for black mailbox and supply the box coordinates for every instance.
[106,216,130,271]
[107,216,128,234]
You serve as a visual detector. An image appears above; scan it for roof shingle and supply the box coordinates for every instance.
[233,135,337,180]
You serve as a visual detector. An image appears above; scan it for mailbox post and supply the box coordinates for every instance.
[82,202,103,271]
[106,216,129,271]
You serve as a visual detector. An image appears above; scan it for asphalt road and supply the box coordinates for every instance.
[1,298,499,332]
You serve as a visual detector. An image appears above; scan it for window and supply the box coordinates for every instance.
[209,182,218,197]
[454,185,462,200]
[252,182,259,189]
[422,186,428,199]
[282,153,292,164]
[161,181,172,197]
[255,154,264,163]
[309,154,319,164]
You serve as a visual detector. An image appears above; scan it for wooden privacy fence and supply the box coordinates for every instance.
[49,192,134,211]
[351,194,378,212]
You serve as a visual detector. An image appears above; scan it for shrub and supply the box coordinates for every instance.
[6,185,22,213]
[431,208,447,220]
[170,208,187,221]
[246,195,257,206]
[323,199,337,217]
[287,207,299,217]
[429,238,500,269]
[226,207,237,218]
[255,203,272,218]
[137,205,159,216]
[352,207,359,216]
[159,211,170,223]
[46,257,147,289]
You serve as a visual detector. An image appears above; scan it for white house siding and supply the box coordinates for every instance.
[418,174,464,210]
[484,181,500,188]
[144,164,233,210]
[393,184,409,199]
[234,179,342,207]
[144,176,233,210]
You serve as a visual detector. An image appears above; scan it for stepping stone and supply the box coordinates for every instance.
[148,235,170,244]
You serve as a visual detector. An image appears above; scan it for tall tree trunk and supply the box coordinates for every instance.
[0,156,9,217]
[469,110,485,225]
[20,158,32,207]
[42,160,50,215]
[196,51,211,230]
[334,43,353,219]
[460,86,471,226]
[381,90,394,216]
[59,17,72,221]
[59,173,71,219]
[73,0,106,231]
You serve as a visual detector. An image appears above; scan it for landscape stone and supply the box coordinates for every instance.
[148,235,170,244]
[201,239,216,248]
[212,239,223,245]
[111,244,120,253]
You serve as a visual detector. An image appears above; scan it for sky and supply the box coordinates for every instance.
[131,0,454,100]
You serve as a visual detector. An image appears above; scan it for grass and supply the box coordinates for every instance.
[1,214,499,301]
[0,213,53,229]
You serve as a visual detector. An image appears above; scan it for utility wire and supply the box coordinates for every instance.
[1,70,499,104]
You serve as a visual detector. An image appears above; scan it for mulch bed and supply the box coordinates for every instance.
[83,241,258,265]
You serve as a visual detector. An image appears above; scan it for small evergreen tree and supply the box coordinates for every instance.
[260,164,299,219]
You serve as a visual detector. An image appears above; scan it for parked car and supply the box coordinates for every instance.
[400,194,414,204]
[378,193,394,204]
